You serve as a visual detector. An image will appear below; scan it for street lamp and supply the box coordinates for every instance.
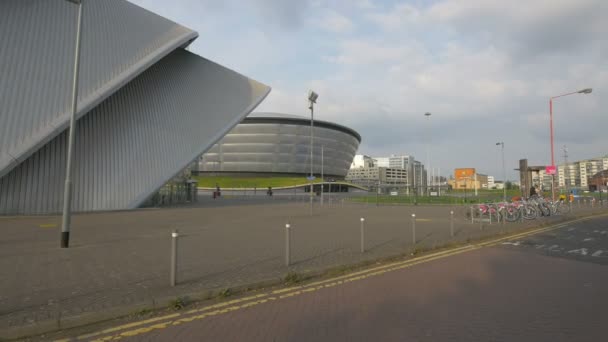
[61,0,84,248]
[424,112,431,196]
[308,90,318,215]
[496,142,506,202]
[549,88,593,201]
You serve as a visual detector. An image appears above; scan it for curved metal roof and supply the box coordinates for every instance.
[0,0,271,214]
[245,112,362,142]
[0,0,198,179]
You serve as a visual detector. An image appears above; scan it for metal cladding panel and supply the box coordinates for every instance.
[0,0,197,178]
[201,123,360,177]
[0,49,270,214]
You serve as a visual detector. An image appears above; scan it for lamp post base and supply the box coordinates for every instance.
[61,231,70,248]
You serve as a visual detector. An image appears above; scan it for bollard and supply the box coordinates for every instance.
[411,214,416,245]
[170,230,178,287]
[470,207,474,224]
[479,208,483,231]
[520,206,524,223]
[360,218,365,253]
[569,201,572,212]
[578,199,580,208]
[489,209,492,225]
[450,210,454,237]
[285,223,291,266]
[502,209,506,225]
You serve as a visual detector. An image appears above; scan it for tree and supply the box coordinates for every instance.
[505,181,513,190]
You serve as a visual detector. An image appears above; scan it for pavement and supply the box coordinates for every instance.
[56,214,608,342]
[0,197,606,339]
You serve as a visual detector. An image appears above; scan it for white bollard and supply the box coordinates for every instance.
[285,223,291,266]
[411,214,416,245]
[360,218,365,253]
[170,230,179,287]
[450,210,454,237]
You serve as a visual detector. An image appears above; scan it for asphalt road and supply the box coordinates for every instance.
[78,214,608,342]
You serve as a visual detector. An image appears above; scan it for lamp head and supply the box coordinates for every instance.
[578,88,593,94]
[308,90,319,103]
[424,112,431,117]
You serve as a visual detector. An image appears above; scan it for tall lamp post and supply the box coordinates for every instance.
[308,90,318,215]
[61,0,84,248]
[424,112,431,196]
[496,142,506,202]
[549,88,592,201]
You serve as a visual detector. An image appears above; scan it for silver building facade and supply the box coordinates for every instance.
[198,113,361,178]
[0,0,270,214]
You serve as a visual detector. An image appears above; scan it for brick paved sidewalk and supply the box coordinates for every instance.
[0,200,604,339]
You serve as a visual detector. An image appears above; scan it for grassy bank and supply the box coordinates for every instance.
[193,176,323,189]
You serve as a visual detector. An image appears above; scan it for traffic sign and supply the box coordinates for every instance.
[306,176,316,181]
[546,165,556,175]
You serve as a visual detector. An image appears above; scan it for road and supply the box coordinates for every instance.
[68,215,608,342]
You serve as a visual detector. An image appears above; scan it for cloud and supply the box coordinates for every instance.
[132,0,608,180]
[314,10,355,33]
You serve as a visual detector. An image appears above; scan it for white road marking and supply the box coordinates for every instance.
[567,228,575,232]
[548,245,560,251]
[535,244,545,249]
[567,248,589,255]
[501,241,521,246]
[583,238,594,242]
[592,250,603,257]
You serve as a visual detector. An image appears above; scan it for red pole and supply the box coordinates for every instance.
[550,98,555,201]
[550,99,554,167]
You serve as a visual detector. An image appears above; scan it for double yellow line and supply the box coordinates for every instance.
[58,214,606,341]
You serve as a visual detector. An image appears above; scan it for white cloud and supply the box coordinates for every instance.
[314,10,355,33]
[133,0,608,180]
[366,3,422,31]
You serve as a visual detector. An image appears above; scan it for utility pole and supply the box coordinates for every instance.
[563,145,569,194]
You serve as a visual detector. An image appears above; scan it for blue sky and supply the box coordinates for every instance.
[133,0,608,181]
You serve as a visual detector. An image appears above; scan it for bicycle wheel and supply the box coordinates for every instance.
[523,205,538,220]
[505,206,520,222]
[539,203,551,216]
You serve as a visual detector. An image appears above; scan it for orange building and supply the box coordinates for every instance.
[454,168,476,180]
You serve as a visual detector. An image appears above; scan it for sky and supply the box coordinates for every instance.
[133,0,608,181]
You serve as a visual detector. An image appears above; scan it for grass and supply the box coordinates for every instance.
[169,297,187,310]
[192,175,362,189]
[283,272,303,285]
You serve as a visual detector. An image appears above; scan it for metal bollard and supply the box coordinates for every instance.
[520,206,524,223]
[170,229,178,287]
[479,208,483,231]
[470,207,474,224]
[411,214,416,245]
[489,210,492,225]
[285,223,291,266]
[360,218,365,253]
[450,210,454,237]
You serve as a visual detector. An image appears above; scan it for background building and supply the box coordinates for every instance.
[558,156,608,189]
[487,176,495,189]
[449,168,489,190]
[351,155,375,169]
[346,154,427,193]
[197,112,361,178]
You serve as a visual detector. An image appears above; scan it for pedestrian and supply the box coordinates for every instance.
[529,185,536,198]
[216,183,221,198]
